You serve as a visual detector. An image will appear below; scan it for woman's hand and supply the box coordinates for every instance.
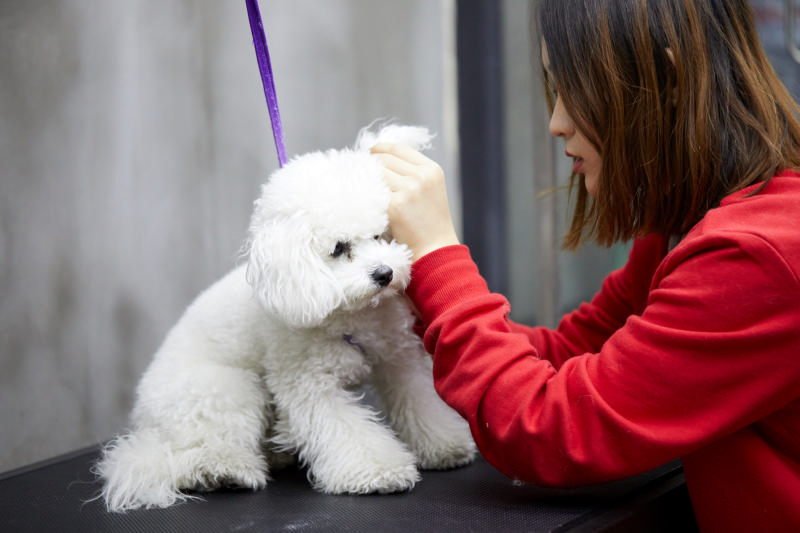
[371,142,460,262]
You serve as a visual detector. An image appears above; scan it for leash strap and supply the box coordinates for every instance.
[245,0,288,167]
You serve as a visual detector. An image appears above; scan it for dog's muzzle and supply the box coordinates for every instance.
[371,265,394,287]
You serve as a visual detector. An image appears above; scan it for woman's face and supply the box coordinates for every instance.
[542,44,602,197]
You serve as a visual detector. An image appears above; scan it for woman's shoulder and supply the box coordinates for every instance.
[700,171,800,245]
[663,172,800,285]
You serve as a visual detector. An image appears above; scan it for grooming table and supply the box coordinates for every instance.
[0,447,697,532]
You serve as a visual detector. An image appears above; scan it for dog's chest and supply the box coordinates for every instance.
[333,333,375,387]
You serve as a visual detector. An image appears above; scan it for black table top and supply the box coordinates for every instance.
[0,446,694,532]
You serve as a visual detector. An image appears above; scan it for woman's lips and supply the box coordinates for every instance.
[566,151,583,174]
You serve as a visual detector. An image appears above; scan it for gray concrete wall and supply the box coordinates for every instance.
[0,0,457,472]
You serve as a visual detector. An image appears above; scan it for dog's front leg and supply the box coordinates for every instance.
[370,336,477,471]
[265,339,420,494]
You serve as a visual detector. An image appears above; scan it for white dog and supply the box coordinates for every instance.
[94,124,476,512]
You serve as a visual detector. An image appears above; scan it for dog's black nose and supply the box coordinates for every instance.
[371,265,394,287]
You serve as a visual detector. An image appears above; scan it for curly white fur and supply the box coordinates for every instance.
[94,123,475,512]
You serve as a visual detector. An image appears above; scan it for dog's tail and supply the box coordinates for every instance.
[92,429,201,512]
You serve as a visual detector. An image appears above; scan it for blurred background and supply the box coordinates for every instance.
[1,0,798,473]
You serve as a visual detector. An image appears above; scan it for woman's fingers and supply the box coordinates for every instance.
[370,142,459,262]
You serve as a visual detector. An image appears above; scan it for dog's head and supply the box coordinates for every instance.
[245,123,434,328]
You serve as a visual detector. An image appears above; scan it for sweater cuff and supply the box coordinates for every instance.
[406,245,491,326]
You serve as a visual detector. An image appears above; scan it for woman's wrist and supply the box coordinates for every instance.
[407,244,488,325]
[409,232,461,263]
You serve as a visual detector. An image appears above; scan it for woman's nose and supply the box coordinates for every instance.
[548,96,573,138]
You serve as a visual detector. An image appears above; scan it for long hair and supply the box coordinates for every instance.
[537,0,800,249]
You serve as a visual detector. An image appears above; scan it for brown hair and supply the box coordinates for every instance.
[537,0,800,249]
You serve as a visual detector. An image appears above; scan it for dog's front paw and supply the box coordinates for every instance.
[416,437,477,471]
[311,448,420,495]
[352,462,421,495]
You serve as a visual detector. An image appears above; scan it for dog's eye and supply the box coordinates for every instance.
[373,235,381,241]
[331,241,352,259]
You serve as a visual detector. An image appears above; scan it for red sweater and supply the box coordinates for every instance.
[406,171,800,532]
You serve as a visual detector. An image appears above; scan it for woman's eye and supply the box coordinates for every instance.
[331,241,352,258]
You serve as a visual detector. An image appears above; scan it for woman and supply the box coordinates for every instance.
[372,1,800,531]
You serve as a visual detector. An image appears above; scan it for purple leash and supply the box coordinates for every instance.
[245,0,288,167]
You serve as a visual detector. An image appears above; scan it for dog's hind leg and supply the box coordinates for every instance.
[97,362,270,511]
[94,427,200,512]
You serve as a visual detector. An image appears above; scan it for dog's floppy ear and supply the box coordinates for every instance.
[354,122,434,152]
[245,208,343,328]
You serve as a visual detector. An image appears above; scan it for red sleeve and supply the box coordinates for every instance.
[506,235,667,368]
[405,236,800,487]
[410,235,666,367]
